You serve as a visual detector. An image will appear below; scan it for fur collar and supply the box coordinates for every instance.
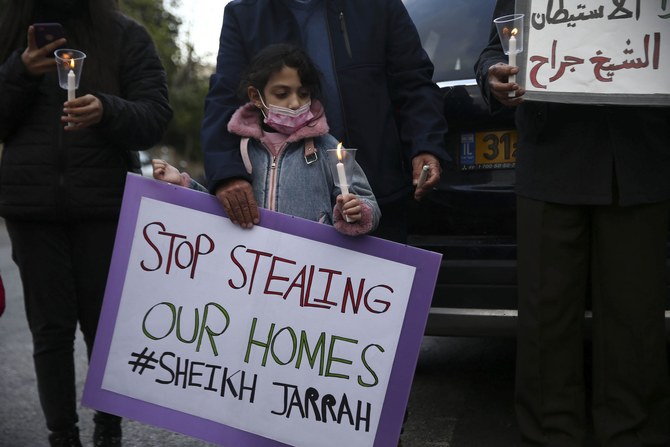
[227,100,330,143]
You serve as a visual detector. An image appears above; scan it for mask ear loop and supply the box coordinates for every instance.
[256,89,269,120]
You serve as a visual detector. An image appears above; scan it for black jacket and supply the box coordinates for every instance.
[475,0,670,206]
[0,13,172,222]
[201,0,449,204]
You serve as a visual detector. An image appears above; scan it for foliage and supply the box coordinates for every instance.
[119,0,180,80]
[120,0,211,162]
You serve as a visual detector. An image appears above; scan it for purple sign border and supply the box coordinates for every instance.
[83,174,442,447]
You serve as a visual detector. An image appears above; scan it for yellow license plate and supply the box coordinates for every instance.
[460,130,518,170]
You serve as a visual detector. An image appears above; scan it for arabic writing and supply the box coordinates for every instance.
[530,0,670,29]
[529,32,661,88]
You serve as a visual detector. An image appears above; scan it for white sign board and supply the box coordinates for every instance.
[83,174,441,447]
[516,0,670,105]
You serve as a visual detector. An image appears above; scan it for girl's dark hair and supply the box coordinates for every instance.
[238,43,322,101]
[0,0,122,93]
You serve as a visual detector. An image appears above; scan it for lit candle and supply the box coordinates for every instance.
[67,59,76,101]
[335,143,352,222]
[508,29,517,97]
[67,59,76,126]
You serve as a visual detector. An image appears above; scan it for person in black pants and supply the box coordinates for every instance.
[0,1,172,445]
[475,1,670,446]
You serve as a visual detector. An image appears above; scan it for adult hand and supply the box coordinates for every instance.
[412,153,441,201]
[487,62,525,106]
[21,26,66,77]
[62,94,103,130]
[215,178,260,229]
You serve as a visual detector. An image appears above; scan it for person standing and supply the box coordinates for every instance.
[475,1,670,446]
[0,1,172,446]
[201,0,449,243]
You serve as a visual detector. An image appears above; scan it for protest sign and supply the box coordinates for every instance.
[515,0,670,105]
[83,174,441,447]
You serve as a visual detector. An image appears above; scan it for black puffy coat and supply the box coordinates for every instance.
[0,13,172,222]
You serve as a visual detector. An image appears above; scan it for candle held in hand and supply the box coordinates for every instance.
[67,60,76,126]
[508,30,517,97]
[336,161,349,197]
[67,70,75,101]
[336,144,352,222]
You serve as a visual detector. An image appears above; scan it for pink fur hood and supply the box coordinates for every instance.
[227,100,330,143]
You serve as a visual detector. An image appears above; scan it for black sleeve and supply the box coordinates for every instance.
[93,20,173,150]
[474,0,514,114]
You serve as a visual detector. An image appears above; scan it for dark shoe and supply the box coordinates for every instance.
[48,426,83,447]
[93,413,122,447]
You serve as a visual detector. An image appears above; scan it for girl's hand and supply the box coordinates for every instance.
[62,94,103,130]
[21,26,66,77]
[337,194,362,223]
[152,159,183,185]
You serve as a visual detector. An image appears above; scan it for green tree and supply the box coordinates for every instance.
[121,0,210,164]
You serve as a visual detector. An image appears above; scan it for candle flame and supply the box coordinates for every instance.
[69,59,75,69]
[336,142,343,161]
[511,28,518,37]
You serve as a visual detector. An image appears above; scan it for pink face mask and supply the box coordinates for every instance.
[258,91,314,135]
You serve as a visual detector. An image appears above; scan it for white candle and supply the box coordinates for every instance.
[336,161,349,197]
[67,69,75,101]
[67,68,76,126]
[335,145,352,222]
[336,161,353,222]
[508,33,517,97]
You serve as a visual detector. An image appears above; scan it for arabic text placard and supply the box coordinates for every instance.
[516,0,670,105]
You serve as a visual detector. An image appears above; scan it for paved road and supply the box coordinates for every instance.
[0,218,519,447]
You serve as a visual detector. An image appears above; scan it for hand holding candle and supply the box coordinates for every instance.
[493,14,524,98]
[327,143,362,224]
[54,49,86,127]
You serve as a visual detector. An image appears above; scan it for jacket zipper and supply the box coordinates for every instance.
[57,110,67,220]
[265,142,288,212]
[339,12,352,58]
[325,5,352,144]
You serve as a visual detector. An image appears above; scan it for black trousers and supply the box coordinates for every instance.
[516,197,670,447]
[6,219,121,432]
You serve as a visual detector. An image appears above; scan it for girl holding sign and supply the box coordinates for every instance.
[154,43,380,236]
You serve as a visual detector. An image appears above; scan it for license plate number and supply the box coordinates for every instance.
[459,130,518,170]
